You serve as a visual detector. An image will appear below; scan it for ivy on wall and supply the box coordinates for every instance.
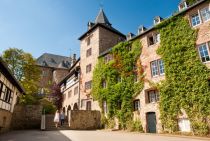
[156,16,210,135]
[92,40,144,129]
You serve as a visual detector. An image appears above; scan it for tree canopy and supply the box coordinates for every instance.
[2,48,41,104]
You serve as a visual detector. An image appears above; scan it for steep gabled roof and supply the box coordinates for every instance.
[79,9,125,40]
[95,9,111,26]
[37,53,71,69]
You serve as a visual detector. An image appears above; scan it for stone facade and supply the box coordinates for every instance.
[11,105,43,130]
[79,12,125,111]
[132,0,210,133]
[59,59,80,114]
[68,110,101,130]
[59,0,210,134]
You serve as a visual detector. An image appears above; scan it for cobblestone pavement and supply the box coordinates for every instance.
[0,130,209,141]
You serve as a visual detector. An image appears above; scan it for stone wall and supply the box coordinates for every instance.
[0,109,12,133]
[11,105,42,130]
[69,110,101,130]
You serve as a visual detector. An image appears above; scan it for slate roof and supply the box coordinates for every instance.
[37,53,71,69]
[0,57,25,94]
[78,9,125,40]
[95,9,111,26]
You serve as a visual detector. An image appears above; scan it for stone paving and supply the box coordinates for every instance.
[0,130,209,141]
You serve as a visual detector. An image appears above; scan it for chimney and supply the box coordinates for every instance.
[88,22,94,30]
[69,56,73,66]
[138,25,147,35]
[73,54,76,64]
[154,16,163,25]
[126,32,135,41]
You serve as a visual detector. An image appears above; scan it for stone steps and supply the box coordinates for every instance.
[44,114,71,130]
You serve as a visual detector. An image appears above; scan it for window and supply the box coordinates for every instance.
[42,71,47,77]
[86,37,90,46]
[151,59,165,77]
[86,48,92,57]
[1,85,12,103]
[158,60,165,75]
[103,101,108,114]
[86,101,91,110]
[133,99,140,111]
[85,81,92,90]
[63,94,66,100]
[74,86,78,95]
[134,73,138,82]
[198,43,210,62]
[200,7,210,22]
[86,64,92,73]
[0,81,3,98]
[191,13,201,26]
[102,80,107,88]
[117,76,122,83]
[147,90,159,103]
[148,33,160,46]
[104,54,113,63]
[68,90,72,98]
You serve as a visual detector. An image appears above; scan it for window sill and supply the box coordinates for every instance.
[202,61,210,64]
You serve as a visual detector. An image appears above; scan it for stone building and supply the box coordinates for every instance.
[0,57,25,133]
[128,0,210,133]
[78,9,126,110]
[59,0,210,134]
[59,58,80,115]
[36,53,76,94]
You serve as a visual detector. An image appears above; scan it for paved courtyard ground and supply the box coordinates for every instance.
[0,130,209,141]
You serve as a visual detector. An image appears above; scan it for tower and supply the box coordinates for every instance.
[78,9,126,110]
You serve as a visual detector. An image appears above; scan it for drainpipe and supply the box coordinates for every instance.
[78,71,81,110]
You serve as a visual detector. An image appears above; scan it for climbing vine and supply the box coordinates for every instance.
[156,16,210,135]
[92,40,144,129]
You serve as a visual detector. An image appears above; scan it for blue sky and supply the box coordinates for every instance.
[0,0,180,58]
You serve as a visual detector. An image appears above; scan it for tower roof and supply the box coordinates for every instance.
[95,9,111,26]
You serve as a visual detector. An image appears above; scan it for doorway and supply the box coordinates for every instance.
[146,112,157,133]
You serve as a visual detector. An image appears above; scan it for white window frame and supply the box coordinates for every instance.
[198,42,210,63]
[191,12,201,27]
[151,59,165,77]
[200,7,210,22]
[133,99,140,111]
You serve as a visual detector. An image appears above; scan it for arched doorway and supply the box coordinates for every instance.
[146,112,157,133]
[73,103,78,110]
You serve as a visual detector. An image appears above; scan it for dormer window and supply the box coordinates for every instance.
[138,25,147,35]
[154,16,163,25]
[178,1,188,11]
[126,32,135,40]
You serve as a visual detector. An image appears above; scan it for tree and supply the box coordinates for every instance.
[50,83,63,110]
[2,48,24,81]
[2,48,41,104]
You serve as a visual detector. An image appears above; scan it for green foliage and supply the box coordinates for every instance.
[186,0,198,5]
[39,98,56,114]
[92,40,144,129]
[127,120,144,132]
[157,16,210,135]
[2,48,41,105]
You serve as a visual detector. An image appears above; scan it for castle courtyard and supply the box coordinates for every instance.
[0,130,209,141]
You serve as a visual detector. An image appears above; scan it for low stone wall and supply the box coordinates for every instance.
[11,105,42,130]
[69,110,101,130]
[0,109,12,133]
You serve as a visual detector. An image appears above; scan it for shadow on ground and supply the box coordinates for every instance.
[0,130,72,141]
